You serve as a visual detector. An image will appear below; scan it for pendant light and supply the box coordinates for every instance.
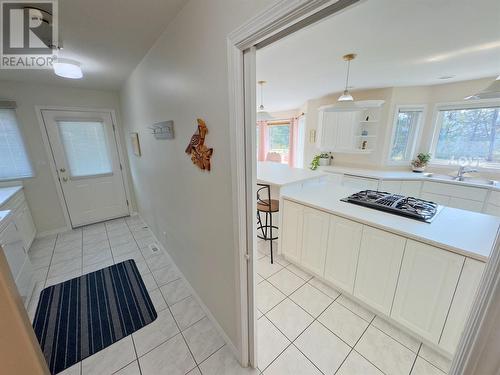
[53,58,83,79]
[465,75,500,100]
[338,53,357,102]
[257,80,275,121]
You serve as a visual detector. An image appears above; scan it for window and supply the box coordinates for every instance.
[388,107,424,164]
[432,104,500,167]
[268,124,290,158]
[58,121,112,177]
[0,108,33,181]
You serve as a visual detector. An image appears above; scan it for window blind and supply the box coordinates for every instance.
[0,108,34,180]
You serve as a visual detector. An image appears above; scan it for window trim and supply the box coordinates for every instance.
[429,99,500,170]
[0,107,35,182]
[386,104,426,166]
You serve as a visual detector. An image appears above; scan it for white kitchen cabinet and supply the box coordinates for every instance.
[317,111,339,151]
[422,181,488,202]
[439,258,484,353]
[342,175,379,190]
[15,202,36,251]
[391,240,464,342]
[300,207,329,275]
[281,200,304,264]
[316,110,362,152]
[420,192,450,206]
[448,197,484,212]
[378,180,401,194]
[400,181,422,198]
[0,218,34,305]
[484,203,500,216]
[323,216,362,293]
[354,226,406,315]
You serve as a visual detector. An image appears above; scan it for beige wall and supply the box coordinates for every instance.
[302,77,500,179]
[120,0,273,352]
[0,80,135,234]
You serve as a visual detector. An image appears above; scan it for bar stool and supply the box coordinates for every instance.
[257,183,279,264]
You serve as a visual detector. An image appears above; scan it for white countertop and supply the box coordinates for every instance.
[321,165,500,190]
[0,186,22,207]
[257,162,327,187]
[282,181,500,261]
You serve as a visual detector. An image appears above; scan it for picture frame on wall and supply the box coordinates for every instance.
[131,132,141,156]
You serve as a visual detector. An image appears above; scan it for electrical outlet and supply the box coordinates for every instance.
[148,243,160,255]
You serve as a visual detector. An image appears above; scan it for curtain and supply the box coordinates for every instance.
[257,120,269,161]
[288,117,299,167]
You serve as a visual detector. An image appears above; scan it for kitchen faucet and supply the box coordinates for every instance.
[455,165,478,181]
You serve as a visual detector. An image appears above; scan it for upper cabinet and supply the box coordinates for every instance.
[316,100,384,154]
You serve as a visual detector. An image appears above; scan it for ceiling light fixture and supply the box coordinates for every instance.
[257,80,275,121]
[53,58,83,79]
[465,75,500,100]
[338,53,357,102]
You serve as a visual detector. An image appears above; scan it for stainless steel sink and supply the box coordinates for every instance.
[424,173,498,186]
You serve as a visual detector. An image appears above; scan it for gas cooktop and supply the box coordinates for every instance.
[341,190,442,223]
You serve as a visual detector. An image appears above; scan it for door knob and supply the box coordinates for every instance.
[62,177,68,182]
[60,168,66,172]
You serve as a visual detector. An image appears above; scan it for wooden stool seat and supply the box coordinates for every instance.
[257,199,279,213]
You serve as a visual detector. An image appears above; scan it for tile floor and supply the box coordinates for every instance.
[255,239,453,375]
[26,216,253,375]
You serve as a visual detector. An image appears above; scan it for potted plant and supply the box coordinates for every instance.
[411,153,431,172]
[310,153,331,170]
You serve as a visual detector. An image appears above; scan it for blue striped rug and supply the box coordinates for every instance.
[32,260,157,374]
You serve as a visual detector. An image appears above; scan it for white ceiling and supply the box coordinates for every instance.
[0,0,186,90]
[256,0,500,112]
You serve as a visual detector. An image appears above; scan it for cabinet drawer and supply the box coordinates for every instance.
[484,203,500,216]
[343,175,379,190]
[420,192,450,206]
[448,197,484,212]
[391,240,464,343]
[487,190,500,207]
[378,180,402,194]
[422,181,488,202]
[400,181,422,198]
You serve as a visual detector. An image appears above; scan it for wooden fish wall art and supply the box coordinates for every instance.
[185,118,214,171]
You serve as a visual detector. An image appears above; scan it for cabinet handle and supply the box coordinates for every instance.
[60,168,66,173]
[62,177,68,182]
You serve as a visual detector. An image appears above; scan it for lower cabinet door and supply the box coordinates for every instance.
[354,226,406,315]
[281,200,304,264]
[15,203,36,251]
[323,216,362,293]
[448,197,484,213]
[439,258,485,353]
[391,240,464,342]
[300,207,329,275]
[400,181,422,198]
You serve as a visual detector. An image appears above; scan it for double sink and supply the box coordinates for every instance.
[423,172,498,188]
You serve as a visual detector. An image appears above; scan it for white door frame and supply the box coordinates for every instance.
[35,106,133,232]
[227,0,500,371]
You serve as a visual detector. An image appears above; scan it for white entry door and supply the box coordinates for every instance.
[41,110,129,227]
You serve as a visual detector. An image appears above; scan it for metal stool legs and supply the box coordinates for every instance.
[257,210,278,264]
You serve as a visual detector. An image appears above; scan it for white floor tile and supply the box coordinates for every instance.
[111,241,139,257]
[132,308,179,356]
[83,249,112,267]
[170,296,205,330]
[58,362,81,375]
[372,316,420,353]
[141,273,158,292]
[267,268,306,296]
[114,360,141,375]
[152,264,179,286]
[48,257,82,278]
[318,302,369,346]
[139,334,196,375]
[148,288,168,312]
[199,345,259,375]
[256,280,286,313]
[160,278,191,305]
[336,350,384,375]
[45,269,82,287]
[411,357,446,375]
[419,345,452,373]
[257,316,290,371]
[113,250,145,265]
[256,256,283,278]
[264,345,322,375]
[55,238,82,252]
[82,336,136,375]
[266,298,313,341]
[286,264,313,281]
[290,283,332,317]
[337,294,376,322]
[51,248,82,265]
[83,259,114,274]
[134,260,151,276]
[83,239,110,254]
[146,253,173,272]
[308,277,341,299]
[355,326,416,375]
[187,367,202,374]
[182,317,225,364]
[294,321,351,374]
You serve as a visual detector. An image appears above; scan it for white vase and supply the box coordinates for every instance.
[319,158,330,166]
[412,166,426,173]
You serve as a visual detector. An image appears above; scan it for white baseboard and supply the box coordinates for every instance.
[35,226,68,239]
[139,215,241,363]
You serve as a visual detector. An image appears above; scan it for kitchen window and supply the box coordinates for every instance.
[431,103,500,168]
[0,106,33,181]
[388,106,424,164]
[268,122,290,163]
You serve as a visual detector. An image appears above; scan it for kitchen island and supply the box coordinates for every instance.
[278,179,500,356]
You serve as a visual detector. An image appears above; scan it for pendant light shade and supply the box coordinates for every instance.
[338,53,356,102]
[53,58,83,79]
[465,75,500,100]
[257,80,274,121]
